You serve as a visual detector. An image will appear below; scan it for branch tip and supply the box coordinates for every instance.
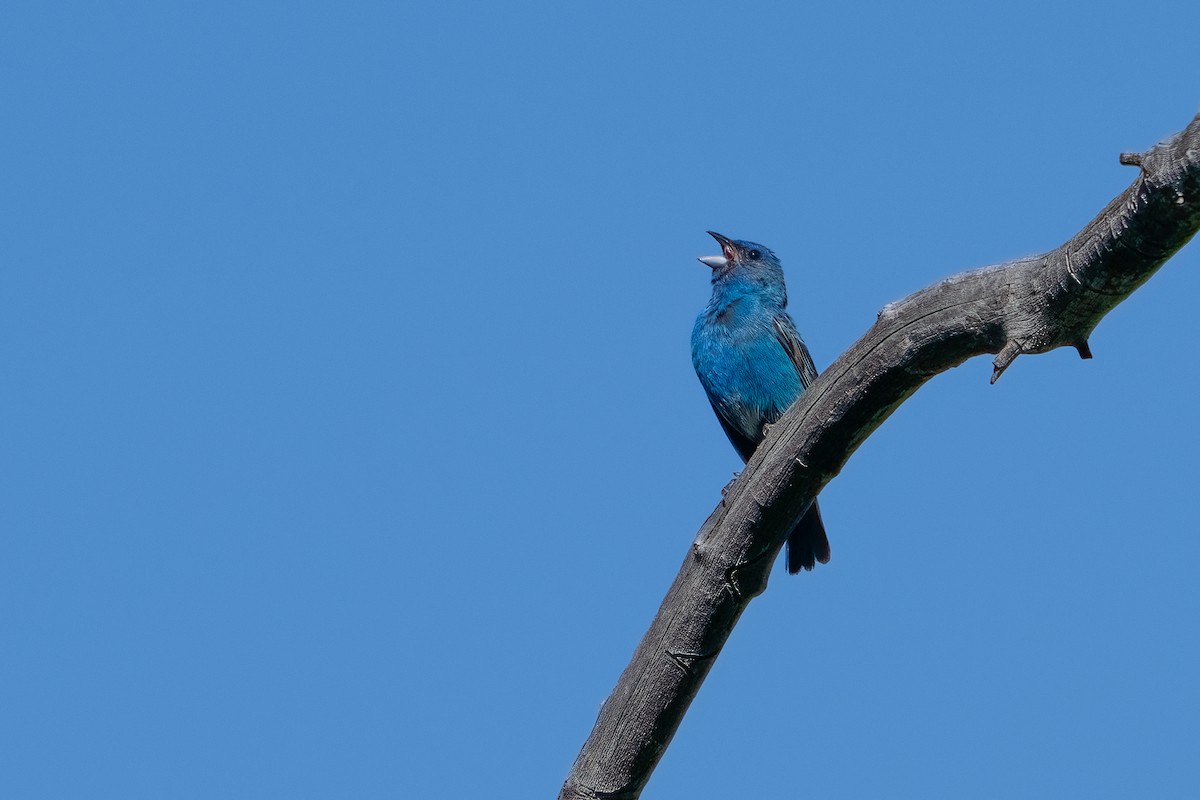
[991,341,1022,384]
[1074,340,1094,360]
[1119,152,1144,167]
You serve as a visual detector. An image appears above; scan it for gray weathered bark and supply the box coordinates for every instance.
[559,113,1200,800]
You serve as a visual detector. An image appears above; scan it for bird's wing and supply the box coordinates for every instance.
[773,314,819,389]
[707,396,758,462]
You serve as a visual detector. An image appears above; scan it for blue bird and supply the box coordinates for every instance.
[691,231,830,574]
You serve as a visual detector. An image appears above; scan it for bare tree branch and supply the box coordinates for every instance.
[560,113,1200,800]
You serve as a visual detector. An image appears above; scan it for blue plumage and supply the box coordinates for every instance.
[691,231,830,574]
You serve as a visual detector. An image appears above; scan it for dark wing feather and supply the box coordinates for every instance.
[772,314,830,572]
[707,397,758,462]
[773,315,819,389]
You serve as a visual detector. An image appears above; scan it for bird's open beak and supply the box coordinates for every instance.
[698,230,734,269]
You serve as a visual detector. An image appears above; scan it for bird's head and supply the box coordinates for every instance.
[698,231,786,289]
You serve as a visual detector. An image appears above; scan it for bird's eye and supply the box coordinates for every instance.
[748,249,761,260]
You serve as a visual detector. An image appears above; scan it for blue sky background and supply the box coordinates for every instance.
[2,2,1198,798]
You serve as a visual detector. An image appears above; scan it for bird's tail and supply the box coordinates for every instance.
[786,500,831,574]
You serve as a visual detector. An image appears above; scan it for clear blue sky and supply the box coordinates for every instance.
[2,2,1197,798]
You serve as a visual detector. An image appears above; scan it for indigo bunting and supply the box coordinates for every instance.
[691,231,830,573]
